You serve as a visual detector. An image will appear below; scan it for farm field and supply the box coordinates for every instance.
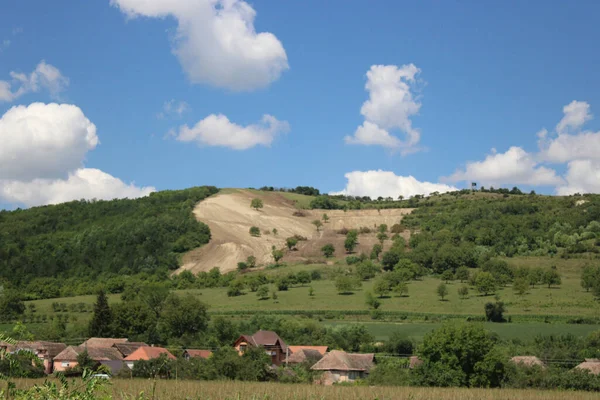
[8,379,600,400]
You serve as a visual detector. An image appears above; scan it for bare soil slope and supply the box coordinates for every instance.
[178,190,413,274]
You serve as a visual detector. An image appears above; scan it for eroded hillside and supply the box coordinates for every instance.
[178,190,413,273]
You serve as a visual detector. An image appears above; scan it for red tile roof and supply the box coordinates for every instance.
[235,330,287,351]
[81,338,128,348]
[124,346,176,361]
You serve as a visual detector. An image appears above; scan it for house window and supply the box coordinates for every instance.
[239,345,247,352]
[61,362,70,368]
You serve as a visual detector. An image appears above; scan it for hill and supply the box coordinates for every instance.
[179,189,412,273]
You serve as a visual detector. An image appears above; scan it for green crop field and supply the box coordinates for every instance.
[9,379,600,400]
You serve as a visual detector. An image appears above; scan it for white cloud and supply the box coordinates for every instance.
[157,99,189,119]
[332,170,457,199]
[0,61,69,102]
[0,103,154,207]
[556,100,592,135]
[175,113,289,150]
[111,0,288,91]
[540,130,600,163]
[447,146,564,186]
[556,160,600,195]
[0,103,98,181]
[0,168,155,207]
[345,64,422,154]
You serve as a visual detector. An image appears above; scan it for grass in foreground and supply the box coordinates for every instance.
[9,379,600,400]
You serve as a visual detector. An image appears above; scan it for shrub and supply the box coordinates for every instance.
[321,244,335,258]
[249,226,261,237]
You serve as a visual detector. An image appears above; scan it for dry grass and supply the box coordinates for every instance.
[9,379,600,400]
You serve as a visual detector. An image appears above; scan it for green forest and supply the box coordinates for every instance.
[0,186,218,299]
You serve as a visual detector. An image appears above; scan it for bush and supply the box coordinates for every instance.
[484,300,506,322]
[249,226,261,237]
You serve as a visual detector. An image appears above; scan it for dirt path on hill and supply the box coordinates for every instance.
[177,190,413,274]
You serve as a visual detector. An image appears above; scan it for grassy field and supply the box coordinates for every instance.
[9,379,600,400]
[20,256,600,342]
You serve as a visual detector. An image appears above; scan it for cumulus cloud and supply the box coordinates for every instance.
[0,103,154,207]
[0,168,155,207]
[157,99,189,119]
[0,103,98,181]
[111,0,288,91]
[556,100,592,135]
[332,170,457,199]
[447,146,563,186]
[345,64,422,154]
[556,160,600,195]
[175,113,289,150]
[0,61,69,102]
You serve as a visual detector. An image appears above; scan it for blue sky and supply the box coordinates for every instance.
[1,0,600,208]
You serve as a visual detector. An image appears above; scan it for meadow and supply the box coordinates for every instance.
[19,256,600,342]
[8,379,600,400]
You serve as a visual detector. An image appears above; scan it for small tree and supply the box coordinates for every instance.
[344,235,358,254]
[528,267,544,288]
[89,290,112,337]
[376,232,388,245]
[437,282,448,301]
[335,276,361,294]
[378,224,388,233]
[475,271,497,296]
[581,265,597,292]
[321,243,335,258]
[272,291,278,301]
[308,286,315,297]
[373,276,391,298]
[312,220,323,232]
[543,269,562,288]
[513,277,529,296]
[257,286,269,300]
[365,291,381,309]
[286,237,298,250]
[484,300,506,322]
[250,198,264,211]
[249,226,261,237]
[393,282,409,297]
[272,248,284,264]
[458,285,469,299]
[456,266,470,283]
[237,261,248,271]
[370,243,383,260]
[441,270,455,283]
[227,281,244,297]
[246,255,257,268]
[322,213,329,223]
[272,228,278,236]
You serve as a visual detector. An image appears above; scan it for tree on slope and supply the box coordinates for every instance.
[250,198,264,211]
[89,289,113,337]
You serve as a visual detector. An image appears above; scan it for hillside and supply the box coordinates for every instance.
[0,186,217,298]
[179,189,412,273]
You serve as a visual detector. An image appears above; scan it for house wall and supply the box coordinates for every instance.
[318,370,366,385]
[53,360,78,372]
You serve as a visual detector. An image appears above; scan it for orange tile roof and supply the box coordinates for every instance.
[288,346,328,356]
[124,346,176,361]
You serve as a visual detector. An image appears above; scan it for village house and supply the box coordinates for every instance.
[311,350,374,385]
[1,341,66,374]
[183,349,212,360]
[234,330,288,366]
[53,346,124,375]
[124,346,176,370]
[575,359,600,375]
